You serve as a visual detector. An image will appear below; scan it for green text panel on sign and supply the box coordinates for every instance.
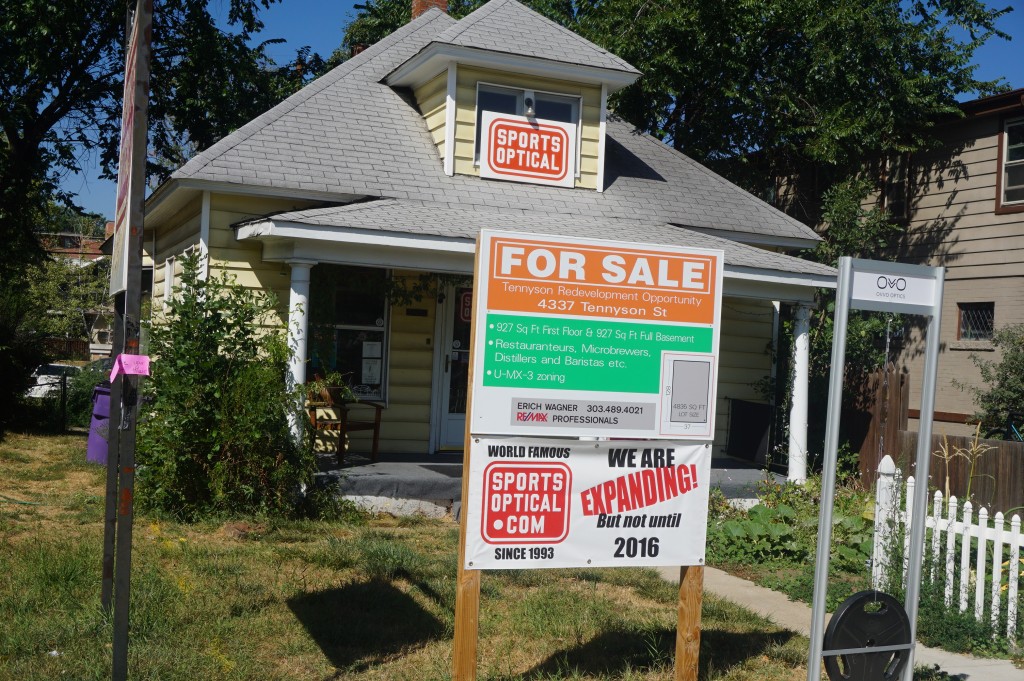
[482,314,713,393]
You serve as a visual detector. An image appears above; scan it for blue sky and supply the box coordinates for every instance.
[62,1,1024,220]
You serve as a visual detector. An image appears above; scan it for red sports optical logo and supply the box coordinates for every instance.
[482,462,571,543]
[487,118,569,182]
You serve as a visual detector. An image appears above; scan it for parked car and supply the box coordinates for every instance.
[25,363,82,399]
[84,356,115,380]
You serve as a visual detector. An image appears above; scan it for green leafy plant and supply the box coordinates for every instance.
[708,477,875,608]
[66,363,109,428]
[933,425,995,506]
[961,324,1024,437]
[137,252,314,520]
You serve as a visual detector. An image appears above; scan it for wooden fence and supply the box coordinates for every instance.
[42,338,90,361]
[895,430,1024,514]
[873,455,1023,640]
[851,362,909,487]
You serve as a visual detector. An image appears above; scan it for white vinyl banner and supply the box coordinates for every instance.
[463,438,711,569]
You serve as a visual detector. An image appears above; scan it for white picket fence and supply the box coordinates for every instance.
[872,455,1023,640]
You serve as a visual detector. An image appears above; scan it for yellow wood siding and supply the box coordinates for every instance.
[714,298,774,457]
[452,66,602,190]
[151,196,202,311]
[413,71,449,165]
[207,194,319,324]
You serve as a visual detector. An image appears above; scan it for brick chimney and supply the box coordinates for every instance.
[412,0,446,18]
[105,221,115,239]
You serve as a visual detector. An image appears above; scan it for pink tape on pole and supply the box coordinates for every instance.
[109,354,151,382]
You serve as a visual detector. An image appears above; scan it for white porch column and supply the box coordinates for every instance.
[788,304,811,483]
[287,261,315,389]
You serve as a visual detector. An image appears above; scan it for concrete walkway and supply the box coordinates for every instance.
[656,565,1023,680]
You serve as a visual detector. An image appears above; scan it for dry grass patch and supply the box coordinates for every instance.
[1,433,811,680]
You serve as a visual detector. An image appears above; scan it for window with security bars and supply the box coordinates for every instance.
[958,302,994,341]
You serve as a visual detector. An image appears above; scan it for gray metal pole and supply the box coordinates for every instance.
[806,257,853,681]
[900,267,945,681]
[111,1,151,677]
[101,299,124,613]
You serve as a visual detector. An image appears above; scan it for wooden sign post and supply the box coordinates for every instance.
[675,566,704,681]
[453,235,483,680]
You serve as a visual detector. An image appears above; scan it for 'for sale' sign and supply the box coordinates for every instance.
[479,112,576,188]
[464,438,711,569]
[471,230,723,439]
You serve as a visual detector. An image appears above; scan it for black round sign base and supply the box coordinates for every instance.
[822,590,911,681]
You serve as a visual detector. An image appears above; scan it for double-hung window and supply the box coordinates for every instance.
[1001,118,1024,207]
[474,83,582,176]
[162,256,175,311]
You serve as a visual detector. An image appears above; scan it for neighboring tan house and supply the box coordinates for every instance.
[142,0,835,474]
[885,89,1024,435]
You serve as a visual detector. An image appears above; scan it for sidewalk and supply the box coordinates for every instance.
[656,566,1022,680]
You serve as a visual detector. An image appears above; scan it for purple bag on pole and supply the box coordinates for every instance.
[86,385,111,465]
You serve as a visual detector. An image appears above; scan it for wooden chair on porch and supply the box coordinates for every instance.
[307,384,384,464]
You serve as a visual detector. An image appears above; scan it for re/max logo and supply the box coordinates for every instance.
[876,276,907,291]
[516,412,548,422]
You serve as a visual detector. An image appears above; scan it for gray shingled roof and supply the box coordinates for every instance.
[431,0,638,74]
[238,199,835,279]
[170,1,820,246]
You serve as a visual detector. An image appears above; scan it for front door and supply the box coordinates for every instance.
[435,286,472,451]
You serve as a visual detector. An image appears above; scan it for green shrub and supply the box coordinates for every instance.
[962,323,1024,436]
[137,253,313,520]
[66,363,108,428]
[707,477,872,575]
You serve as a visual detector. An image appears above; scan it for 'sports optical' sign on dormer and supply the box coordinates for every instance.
[479,112,577,188]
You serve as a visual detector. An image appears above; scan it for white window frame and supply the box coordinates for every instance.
[162,255,175,312]
[474,82,583,178]
[1001,117,1024,207]
[311,266,392,403]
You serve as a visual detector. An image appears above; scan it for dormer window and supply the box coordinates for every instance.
[474,83,582,177]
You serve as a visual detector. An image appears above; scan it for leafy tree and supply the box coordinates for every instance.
[0,0,316,279]
[323,0,482,70]
[331,0,1009,192]
[41,204,109,238]
[25,256,111,341]
[137,253,313,519]
[769,179,906,471]
[580,0,1010,195]
[962,324,1024,437]
[0,281,48,438]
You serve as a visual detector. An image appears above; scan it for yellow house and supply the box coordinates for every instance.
[143,0,834,478]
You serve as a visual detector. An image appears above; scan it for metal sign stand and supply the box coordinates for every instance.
[100,2,151,680]
[806,257,944,681]
[453,231,723,681]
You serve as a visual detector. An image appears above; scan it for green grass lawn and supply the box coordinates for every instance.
[0,432,814,680]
